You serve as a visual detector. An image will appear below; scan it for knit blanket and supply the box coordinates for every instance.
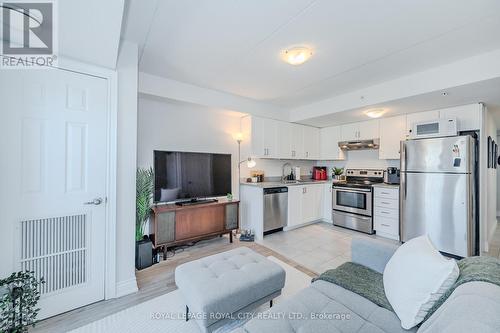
[312,262,393,311]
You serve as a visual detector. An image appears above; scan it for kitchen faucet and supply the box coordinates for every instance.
[282,162,292,181]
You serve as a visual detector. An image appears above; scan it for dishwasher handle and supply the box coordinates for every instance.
[263,187,288,194]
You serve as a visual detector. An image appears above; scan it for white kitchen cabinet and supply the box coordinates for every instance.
[302,126,320,160]
[290,124,304,159]
[373,186,400,241]
[439,104,481,131]
[341,120,379,141]
[287,186,303,228]
[277,121,292,159]
[286,184,323,229]
[320,126,345,160]
[406,110,440,137]
[241,116,278,158]
[379,115,406,160]
[341,123,359,141]
[321,183,333,222]
[358,120,380,140]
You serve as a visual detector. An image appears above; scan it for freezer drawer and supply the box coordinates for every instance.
[333,210,373,234]
[401,136,473,173]
[400,172,471,257]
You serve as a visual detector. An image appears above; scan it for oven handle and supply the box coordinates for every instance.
[333,186,372,193]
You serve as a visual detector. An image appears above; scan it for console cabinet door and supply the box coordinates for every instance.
[156,211,176,244]
[225,203,239,230]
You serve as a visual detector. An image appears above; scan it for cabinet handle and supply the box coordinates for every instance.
[306,151,309,158]
[381,223,390,227]
[381,211,390,214]
[381,202,391,205]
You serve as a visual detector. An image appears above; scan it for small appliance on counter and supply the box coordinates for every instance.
[250,170,265,182]
[384,167,400,184]
[313,166,328,180]
[294,166,301,180]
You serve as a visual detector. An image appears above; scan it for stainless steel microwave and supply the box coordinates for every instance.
[409,118,457,139]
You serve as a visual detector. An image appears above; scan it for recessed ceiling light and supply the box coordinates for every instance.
[441,92,449,96]
[364,108,387,118]
[282,46,313,65]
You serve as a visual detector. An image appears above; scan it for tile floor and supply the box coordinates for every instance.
[258,222,400,274]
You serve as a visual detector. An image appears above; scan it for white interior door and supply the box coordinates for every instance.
[0,67,109,319]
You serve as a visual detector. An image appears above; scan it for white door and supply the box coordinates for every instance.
[320,126,345,160]
[290,124,304,159]
[358,120,380,140]
[302,126,320,160]
[0,68,108,319]
[277,121,292,159]
[341,123,359,141]
[263,118,278,158]
[287,186,303,227]
[379,116,406,160]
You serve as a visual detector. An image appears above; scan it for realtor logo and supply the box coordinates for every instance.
[1,1,58,68]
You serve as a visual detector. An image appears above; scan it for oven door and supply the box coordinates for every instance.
[332,186,372,216]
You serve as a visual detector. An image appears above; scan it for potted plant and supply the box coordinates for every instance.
[0,271,44,333]
[332,167,344,180]
[136,167,154,270]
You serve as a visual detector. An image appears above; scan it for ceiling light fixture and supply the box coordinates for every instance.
[282,46,313,65]
[364,108,387,119]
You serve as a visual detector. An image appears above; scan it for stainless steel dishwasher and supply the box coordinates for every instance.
[263,187,288,234]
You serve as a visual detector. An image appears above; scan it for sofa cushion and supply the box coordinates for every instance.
[383,235,459,329]
[417,281,500,333]
[236,280,415,333]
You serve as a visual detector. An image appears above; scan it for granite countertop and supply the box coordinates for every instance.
[240,179,332,188]
[372,183,400,189]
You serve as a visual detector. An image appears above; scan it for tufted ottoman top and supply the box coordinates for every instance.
[175,247,286,328]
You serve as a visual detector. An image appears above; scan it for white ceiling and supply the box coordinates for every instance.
[298,77,500,127]
[59,0,124,68]
[123,0,500,108]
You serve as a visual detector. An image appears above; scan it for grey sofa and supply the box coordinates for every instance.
[233,238,500,333]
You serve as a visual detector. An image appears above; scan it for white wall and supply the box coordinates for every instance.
[115,41,139,297]
[317,150,399,172]
[137,97,242,198]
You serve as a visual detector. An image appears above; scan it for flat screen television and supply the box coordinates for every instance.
[153,150,232,203]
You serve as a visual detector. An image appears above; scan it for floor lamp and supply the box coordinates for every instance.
[236,134,256,240]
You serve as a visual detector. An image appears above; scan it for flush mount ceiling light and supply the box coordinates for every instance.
[282,46,313,65]
[364,108,387,119]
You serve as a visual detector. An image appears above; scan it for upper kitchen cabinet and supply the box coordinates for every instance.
[439,104,481,131]
[240,116,319,160]
[406,110,440,137]
[290,124,304,159]
[240,115,278,158]
[379,115,406,160]
[277,121,292,159]
[341,120,380,141]
[302,126,320,160]
[320,126,345,160]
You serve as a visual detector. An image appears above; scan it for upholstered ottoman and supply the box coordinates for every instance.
[175,247,286,333]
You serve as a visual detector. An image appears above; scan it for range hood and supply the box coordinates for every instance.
[338,139,380,151]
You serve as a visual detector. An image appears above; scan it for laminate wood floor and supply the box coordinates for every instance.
[31,234,317,333]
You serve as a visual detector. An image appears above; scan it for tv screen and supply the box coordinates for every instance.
[153,151,232,203]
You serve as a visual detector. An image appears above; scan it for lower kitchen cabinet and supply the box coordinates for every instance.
[321,183,333,222]
[373,186,400,241]
[287,184,323,229]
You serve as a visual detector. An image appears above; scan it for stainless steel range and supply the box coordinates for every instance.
[332,169,384,234]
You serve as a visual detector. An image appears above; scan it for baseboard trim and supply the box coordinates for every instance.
[115,277,138,298]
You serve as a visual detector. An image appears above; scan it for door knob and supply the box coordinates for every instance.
[84,197,103,205]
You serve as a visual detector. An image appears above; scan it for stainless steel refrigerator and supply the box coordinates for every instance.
[400,135,478,257]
